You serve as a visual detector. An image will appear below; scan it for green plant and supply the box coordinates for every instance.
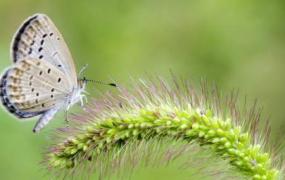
[44,77,283,179]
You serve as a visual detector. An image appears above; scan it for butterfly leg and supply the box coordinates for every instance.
[64,109,69,123]
[79,94,88,107]
[80,97,84,107]
[83,94,88,104]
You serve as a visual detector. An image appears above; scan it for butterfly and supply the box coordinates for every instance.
[0,13,88,133]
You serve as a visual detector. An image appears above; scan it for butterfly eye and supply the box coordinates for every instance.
[47,69,51,74]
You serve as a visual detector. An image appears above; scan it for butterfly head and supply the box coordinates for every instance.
[78,77,88,89]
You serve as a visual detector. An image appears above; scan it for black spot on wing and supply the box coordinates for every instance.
[12,15,38,62]
[28,48,33,55]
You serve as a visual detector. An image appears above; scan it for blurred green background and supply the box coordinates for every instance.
[0,0,285,179]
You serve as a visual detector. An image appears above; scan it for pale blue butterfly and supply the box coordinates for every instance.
[0,14,88,132]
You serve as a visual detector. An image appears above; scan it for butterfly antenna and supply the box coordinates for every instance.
[82,77,117,88]
[79,64,89,76]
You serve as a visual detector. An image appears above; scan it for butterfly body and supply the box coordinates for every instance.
[0,14,85,132]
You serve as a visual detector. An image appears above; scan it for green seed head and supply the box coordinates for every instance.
[44,78,283,179]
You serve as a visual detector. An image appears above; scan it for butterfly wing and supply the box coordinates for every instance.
[10,13,77,86]
[0,58,71,118]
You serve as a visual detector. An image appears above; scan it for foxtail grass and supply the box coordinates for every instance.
[44,77,284,179]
